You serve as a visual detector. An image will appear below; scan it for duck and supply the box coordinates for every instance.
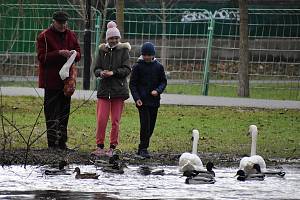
[183,161,216,184]
[260,165,286,178]
[236,163,265,181]
[101,162,127,174]
[73,167,99,179]
[239,125,266,174]
[138,165,165,176]
[100,154,127,174]
[264,170,286,177]
[205,161,216,177]
[185,175,216,184]
[95,154,121,168]
[44,160,71,175]
[183,161,216,178]
[179,129,204,172]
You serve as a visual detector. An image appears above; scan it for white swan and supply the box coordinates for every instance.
[179,129,204,172]
[239,125,266,174]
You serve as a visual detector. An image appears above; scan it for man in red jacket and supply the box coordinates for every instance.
[36,11,81,150]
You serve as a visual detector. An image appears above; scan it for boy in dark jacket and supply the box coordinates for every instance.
[129,42,167,158]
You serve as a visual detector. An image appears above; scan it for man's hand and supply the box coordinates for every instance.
[59,50,72,58]
[151,90,158,97]
[136,99,143,107]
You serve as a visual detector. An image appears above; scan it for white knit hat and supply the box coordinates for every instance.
[106,21,121,40]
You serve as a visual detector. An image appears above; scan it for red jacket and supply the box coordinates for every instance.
[37,26,81,89]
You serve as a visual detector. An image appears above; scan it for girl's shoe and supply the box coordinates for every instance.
[106,148,114,157]
[91,148,105,157]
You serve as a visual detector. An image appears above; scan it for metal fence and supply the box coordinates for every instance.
[1,4,299,100]
[105,8,300,100]
[0,3,101,83]
[209,8,300,100]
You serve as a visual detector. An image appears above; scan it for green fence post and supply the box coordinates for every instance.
[94,9,101,57]
[94,9,102,90]
[202,17,215,96]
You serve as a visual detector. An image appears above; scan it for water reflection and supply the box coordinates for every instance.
[0,164,299,199]
[0,190,116,200]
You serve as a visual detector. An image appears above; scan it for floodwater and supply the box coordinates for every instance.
[0,164,299,199]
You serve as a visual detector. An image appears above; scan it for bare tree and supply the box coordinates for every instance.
[238,0,250,97]
[99,0,110,43]
[116,0,125,38]
[135,0,180,67]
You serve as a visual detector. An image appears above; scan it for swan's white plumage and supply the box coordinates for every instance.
[179,130,204,172]
[239,125,266,173]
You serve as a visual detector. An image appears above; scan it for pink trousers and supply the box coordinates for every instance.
[96,98,124,146]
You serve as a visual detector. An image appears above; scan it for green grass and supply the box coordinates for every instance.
[166,83,300,100]
[2,81,299,100]
[1,96,300,159]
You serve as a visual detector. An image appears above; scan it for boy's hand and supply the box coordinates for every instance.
[136,99,143,107]
[151,90,158,96]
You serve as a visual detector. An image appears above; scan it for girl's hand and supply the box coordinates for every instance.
[101,70,114,78]
[105,71,114,77]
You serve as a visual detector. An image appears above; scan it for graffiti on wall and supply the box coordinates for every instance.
[181,10,212,21]
[181,9,240,22]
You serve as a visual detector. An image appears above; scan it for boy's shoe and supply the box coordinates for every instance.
[106,148,114,157]
[91,148,106,157]
[137,149,151,159]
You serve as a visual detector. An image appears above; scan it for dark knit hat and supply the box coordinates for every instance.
[53,11,69,22]
[141,42,155,55]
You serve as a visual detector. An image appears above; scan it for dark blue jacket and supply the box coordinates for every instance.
[129,57,167,107]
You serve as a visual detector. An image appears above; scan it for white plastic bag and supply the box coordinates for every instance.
[59,50,77,80]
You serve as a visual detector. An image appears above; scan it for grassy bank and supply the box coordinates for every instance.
[1,96,299,159]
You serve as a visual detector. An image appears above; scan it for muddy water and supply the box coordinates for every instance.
[0,164,299,199]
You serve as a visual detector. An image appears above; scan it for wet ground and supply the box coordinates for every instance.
[2,148,299,167]
[0,164,299,199]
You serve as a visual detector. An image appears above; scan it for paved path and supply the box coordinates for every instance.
[1,87,299,109]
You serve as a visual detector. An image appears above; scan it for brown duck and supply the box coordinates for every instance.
[73,167,99,179]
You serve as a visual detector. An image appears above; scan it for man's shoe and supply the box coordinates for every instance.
[137,149,151,159]
[58,144,74,151]
[48,146,58,151]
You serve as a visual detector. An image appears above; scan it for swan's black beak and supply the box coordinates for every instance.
[191,137,194,141]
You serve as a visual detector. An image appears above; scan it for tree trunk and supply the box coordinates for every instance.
[116,0,124,39]
[99,0,109,43]
[238,0,249,97]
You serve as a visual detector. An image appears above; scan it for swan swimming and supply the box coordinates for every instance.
[179,129,204,172]
[239,125,266,174]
